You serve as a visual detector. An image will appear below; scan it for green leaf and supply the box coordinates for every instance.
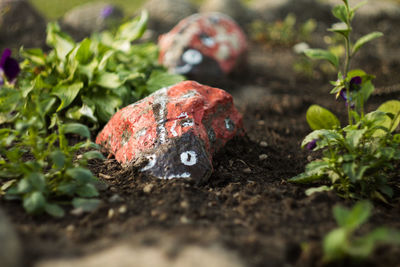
[50,150,66,169]
[66,167,94,183]
[72,197,101,212]
[17,178,31,194]
[332,5,348,23]
[306,105,340,130]
[20,48,46,65]
[62,123,91,139]
[353,32,383,54]
[23,191,46,214]
[82,151,105,161]
[28,172,46,191]
[377,100,400,132]
[327,24,351,37]
[76,183,99,197]
[52,82,84,111]
[323,228,347,262]
[346,201,372,230]
[305,185,333,196]
[45,203,65,217]
[46,22,75,60]
[333,205,351,227]
[351,0,367,13]
[75,38,92,64]
[95,72,122,89]
[117,10,148,42]
[304,49,339,68]
[344,128,366,148]
[146,70,185,93]
[289,160,329,183]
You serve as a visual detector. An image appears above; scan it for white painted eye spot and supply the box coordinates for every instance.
[182,49,203,65]
[201,36,215,47]
[141,154,157,171]
[225,118,235,131]
[180,151,197,166]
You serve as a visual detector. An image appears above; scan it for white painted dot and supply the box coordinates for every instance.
[201,36,215,47]
[182,49,203,65]
[180,151,197,166]
[141,154,157,171]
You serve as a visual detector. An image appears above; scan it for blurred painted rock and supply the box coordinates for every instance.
[96,81,244,183]
[62,2,123,39]
[0,208,21,267]
[200,0,254,26]
[0,0,46,51]
[143,0,197,34]
[158,13,247,82]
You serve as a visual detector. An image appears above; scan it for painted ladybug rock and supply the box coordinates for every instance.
[158,12,247,82]
[96,81,244,183]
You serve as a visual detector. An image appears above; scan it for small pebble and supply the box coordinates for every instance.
[109,194,123,203]
[99,173,112,179]
[307,155,313,162]
[259,154,268,160]
[257,120,265,126]
[66,225,75,232]
[242,167,252,174]
[108,208,115,219]
[118,205,127,214]
[259,141,268,147]
[143,183,154,194]
[70,208,84,216]
[180,216,190,224]
[180,201,189,209]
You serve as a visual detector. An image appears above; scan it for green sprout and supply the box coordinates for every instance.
[323,201,400,262]
[289,0,400,201]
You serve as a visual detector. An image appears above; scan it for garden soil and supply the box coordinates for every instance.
[2,40,400,267]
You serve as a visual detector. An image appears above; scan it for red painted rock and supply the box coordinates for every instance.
[158,12,247,80]
[96,80,244,183]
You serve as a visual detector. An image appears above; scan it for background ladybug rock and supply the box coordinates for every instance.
[158,12,248,85]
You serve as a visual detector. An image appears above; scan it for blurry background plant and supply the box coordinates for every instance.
[293,32,345,78]
[249,13,317,48]
[323,201,400,263]
[289,0,400,201]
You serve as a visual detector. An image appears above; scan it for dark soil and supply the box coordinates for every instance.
[2,28,400,267]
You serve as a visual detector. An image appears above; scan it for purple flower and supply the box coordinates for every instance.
[100,5,114,19]
[0,48,20,83]
[349,76,362,91]
[306,139,317,150]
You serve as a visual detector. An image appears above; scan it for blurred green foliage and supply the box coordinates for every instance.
[29,0,146,20]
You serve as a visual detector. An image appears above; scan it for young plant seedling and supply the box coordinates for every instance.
[289,0,400,201]
[323,201,400,262]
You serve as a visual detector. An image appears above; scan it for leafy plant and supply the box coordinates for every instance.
[20,11,184,128]
[0,11,184,216]
[249,14,316,47]
[289,0,400,201]
[323,201,400,262]
[1,59,104,217]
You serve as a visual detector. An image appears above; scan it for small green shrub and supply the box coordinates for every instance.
[289,0,400,201]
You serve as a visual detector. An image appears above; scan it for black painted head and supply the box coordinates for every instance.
[140,131,213,184]
[174,47,223,83]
